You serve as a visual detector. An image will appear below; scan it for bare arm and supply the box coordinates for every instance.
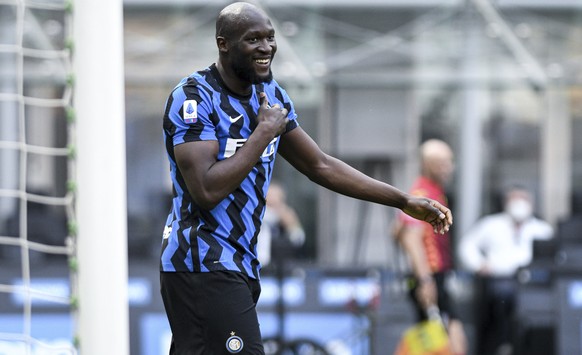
[278,127,453,233]
[397,224,437,308]
[398,226,433,281]
[175,93,289,209]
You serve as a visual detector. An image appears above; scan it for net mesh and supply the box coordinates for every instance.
[0,0,77,353]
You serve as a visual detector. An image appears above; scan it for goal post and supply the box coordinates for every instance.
[73,0,129,354]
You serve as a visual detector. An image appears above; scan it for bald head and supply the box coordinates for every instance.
[216,2,267,40]
[420,139,454,186]
[421,139,453,162]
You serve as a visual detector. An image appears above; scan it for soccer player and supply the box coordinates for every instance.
[160,2,453,354]
[394,139,467,355]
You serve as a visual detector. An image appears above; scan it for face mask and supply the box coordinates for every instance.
[506,198,533,222]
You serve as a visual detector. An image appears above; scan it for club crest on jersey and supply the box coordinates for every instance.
[183,100,197,123]
[225,332,243,353]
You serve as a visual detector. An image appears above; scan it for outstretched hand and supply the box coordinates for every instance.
[401,196,453,234]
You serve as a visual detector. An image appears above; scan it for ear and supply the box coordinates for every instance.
[217,36,229,53]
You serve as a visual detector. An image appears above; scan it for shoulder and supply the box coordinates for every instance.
[263,79,293,101]
[482,213,507,222]
[176,68,216,98]
[467,214,509,235]
[264,78,284,90]
[528,217,554,233]
[477,213,512,227]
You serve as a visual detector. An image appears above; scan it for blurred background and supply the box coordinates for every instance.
[1,0,582,354]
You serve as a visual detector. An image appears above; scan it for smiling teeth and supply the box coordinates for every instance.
[256,59,269,64]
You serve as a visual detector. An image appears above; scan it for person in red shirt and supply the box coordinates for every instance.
[395,139,468,355]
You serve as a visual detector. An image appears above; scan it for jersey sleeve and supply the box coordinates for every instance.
[166,83,216,146]
[272,83,299,134]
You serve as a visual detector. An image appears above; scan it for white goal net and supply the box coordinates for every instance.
[0,0,77,354]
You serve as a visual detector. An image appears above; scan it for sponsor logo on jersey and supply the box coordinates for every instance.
[226,332,243,353]
[224,137,278,159]
[183,100,197,123]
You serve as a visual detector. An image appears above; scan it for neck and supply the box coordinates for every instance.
[216,60,252,97]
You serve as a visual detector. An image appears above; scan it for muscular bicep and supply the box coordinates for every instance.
[174,140,220,207]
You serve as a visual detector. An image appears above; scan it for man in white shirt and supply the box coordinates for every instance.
[459,185,553,355]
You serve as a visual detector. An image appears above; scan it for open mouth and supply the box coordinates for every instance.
[255,58,270,66]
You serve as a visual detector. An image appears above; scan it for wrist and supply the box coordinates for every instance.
[396,192,410,210]
[253,123,277,141]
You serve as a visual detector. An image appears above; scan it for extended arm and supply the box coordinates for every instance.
[278,127,452,233]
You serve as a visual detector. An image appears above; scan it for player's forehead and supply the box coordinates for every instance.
[235,10,274,37]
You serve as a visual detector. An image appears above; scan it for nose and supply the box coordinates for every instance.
[258,39,275,53]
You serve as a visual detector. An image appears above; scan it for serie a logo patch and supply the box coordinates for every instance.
[183,100,197,123]
[225,332,243,353]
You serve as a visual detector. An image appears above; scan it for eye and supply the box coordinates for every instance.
[248,37,258,43]
[267,36,275,42]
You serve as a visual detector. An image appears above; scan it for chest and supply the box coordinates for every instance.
[211,94,280,163]
[213,96,258,140]
[484,222,537,250]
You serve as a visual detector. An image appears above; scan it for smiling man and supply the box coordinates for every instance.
[159,2,453,354]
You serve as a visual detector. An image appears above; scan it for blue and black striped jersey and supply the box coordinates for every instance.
[160,64,298,279]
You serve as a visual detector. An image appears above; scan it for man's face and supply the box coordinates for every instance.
[426,153,455,186]
[504,190,533,222]
[228,14,277,85]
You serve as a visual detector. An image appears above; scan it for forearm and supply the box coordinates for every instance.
[216,127,274,179]
[307,155,408,209]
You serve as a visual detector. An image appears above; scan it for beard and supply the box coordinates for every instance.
[231,52,274,84]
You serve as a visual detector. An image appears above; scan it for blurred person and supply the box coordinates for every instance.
[256,181,305,268]
[159,2,453,354]
[394,139,468,355]
[459,185,553,355]
[256,181,305,345]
